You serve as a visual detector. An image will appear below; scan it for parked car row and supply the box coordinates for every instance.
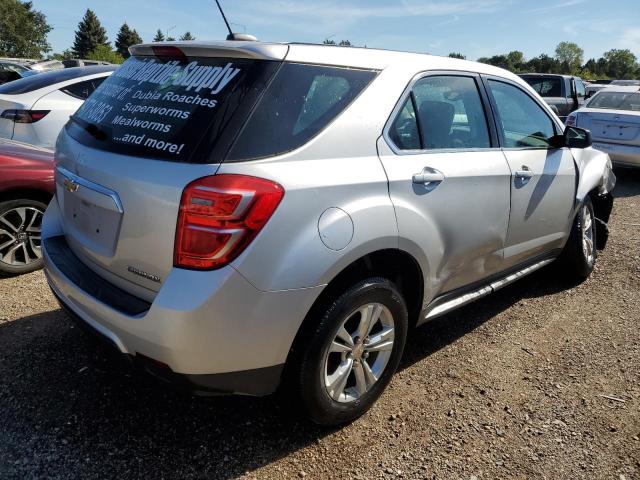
[519,73,640,168]
[0,58,114,85]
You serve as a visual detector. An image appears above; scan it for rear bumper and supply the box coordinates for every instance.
[43,231,322,396]
[592,141,640,167]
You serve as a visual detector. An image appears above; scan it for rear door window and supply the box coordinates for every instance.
[412,75,491,150]
[227,63,376,161]
[61,78,106,100]
[388,75,491,151]
[67,55,280,163]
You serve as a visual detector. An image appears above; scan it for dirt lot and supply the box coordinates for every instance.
[1,168,639,480]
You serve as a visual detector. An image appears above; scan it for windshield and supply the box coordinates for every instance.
[1,63,28,74]
[523,77,562,97]
[587,91,640,111]
[67,55,280,163]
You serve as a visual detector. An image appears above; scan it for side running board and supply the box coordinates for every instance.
[423,258,555,321]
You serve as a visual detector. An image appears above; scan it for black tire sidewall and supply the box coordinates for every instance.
[297,277,408,426]
[561,197,597,280]
[0,198,47,276]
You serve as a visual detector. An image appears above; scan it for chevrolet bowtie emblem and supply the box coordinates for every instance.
[64,178,79,193]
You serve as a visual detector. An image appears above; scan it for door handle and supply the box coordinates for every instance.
[515,166,533,179]
[412,169,445,185]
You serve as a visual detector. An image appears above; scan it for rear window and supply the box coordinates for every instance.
[227,63,376,161]
[522,77,562,97]
[0,66,114,94]
[61,77,107,100]
[67,55,280,163]
[587,91,640,111]
[67,56,376,163]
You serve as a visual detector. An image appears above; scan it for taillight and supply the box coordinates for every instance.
[0,109,50,123]
[566,114,577,127]
[174,174,284,270]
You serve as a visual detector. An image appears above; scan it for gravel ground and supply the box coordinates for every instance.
[1,168,639,479]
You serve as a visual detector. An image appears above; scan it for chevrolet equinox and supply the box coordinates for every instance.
[42,41,615,425]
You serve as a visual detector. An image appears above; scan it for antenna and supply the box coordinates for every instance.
[214,0,233,39]
[213,0,257,41]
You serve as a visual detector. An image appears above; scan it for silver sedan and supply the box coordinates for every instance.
[567,86,640,167]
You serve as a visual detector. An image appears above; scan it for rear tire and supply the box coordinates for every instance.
[0,199,47,277]
[285,277,408,426]
[558,196,597,281]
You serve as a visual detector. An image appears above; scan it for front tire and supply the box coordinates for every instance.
[287,277,408,426]
[558,196,597,281]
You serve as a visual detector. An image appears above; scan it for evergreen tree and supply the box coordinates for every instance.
[166,36,175,41]
[72,9,109,58]
[115,23,143,58]
[179,31,195,41]
[153,29,165,42]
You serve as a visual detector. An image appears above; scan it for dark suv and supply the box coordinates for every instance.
[519,74,586,122]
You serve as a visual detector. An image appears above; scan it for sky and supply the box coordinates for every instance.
[32,0,640,61]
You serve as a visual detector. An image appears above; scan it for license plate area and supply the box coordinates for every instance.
[56,167,123,258]
[593,120,639,141]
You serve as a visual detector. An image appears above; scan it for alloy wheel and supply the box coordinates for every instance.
[581,204,595,265]
[323,302,395,403]
[0,207,43,266]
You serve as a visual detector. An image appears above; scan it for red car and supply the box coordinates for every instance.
[0,139,54,275]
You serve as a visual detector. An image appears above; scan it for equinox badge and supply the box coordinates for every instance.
[127,265,161,283]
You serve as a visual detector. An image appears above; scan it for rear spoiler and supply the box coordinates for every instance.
[129,41,289,61]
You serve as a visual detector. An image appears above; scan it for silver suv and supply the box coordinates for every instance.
[42,41,615,425]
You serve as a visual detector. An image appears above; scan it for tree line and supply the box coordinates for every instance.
[1,0,638,79]
[0,1,195,63]
[450,41,640,80]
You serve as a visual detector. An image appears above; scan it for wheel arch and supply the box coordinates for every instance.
[288,248,423,349]
[281,247,424,390]
[0,188,53,206]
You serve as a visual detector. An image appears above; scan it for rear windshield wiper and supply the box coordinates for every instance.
[69,114,108,141]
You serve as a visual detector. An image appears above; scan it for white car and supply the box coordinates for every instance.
[0,66,115,148]
[567,86,640,167]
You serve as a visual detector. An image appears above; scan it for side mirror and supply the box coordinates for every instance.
[549,104,560,116]
[565,126,592,149]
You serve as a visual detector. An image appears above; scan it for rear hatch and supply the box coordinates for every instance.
[55,43,287,299]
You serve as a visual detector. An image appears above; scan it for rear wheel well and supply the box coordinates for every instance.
[318,250,423,327]
[298,249,424,340]
[0,188,52,206]
[280,249,424,391]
